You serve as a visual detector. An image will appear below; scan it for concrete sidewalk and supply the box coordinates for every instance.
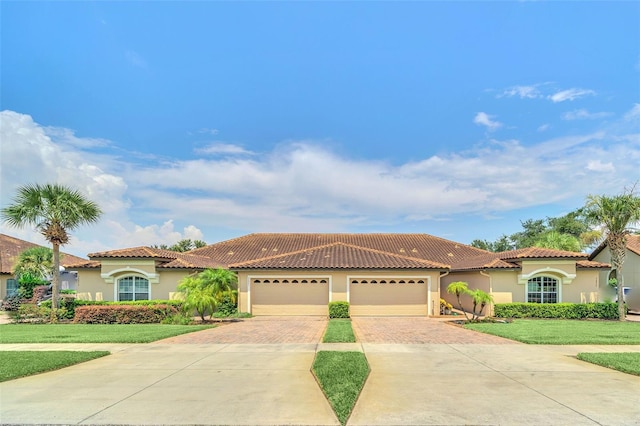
[1,342,640,425]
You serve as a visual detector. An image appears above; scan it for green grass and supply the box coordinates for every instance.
[323,319,356,343]
[0,324,214,343]
[464,319,640,344]
[577,352,640,376]
[0,351,110,382]
[312,351,369,425]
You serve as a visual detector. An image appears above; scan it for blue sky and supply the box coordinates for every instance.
[1,1,639,257]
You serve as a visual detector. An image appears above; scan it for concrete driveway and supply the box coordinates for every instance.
[2,317,640,425]
[0,343,338,425]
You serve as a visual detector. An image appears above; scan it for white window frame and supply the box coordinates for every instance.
[526,275,560,303]
[115,275,151,301]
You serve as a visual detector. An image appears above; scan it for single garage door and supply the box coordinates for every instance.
[250,277,330,315]
[350,278,428,316]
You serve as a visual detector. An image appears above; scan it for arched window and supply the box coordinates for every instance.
[527,276,558,303]
[118,276,149,301]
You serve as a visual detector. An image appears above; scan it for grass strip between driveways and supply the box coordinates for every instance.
[0,351,110,382]
[0,324,215,343]
[323,319,356,343]
[313,351,369,425]
[464,319,640,344]
[577,353,640,376]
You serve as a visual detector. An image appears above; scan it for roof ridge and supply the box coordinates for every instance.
[230,241,449,268]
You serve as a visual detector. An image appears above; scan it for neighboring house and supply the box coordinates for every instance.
[67,233,610,316]
[590,235,640,312]
[0,234,87,300]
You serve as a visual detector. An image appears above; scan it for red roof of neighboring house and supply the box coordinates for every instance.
[589,234,640,259]
[497,247,589,260]
[0,234,89,274]
[87,246,224,270]
[576,260,610,269]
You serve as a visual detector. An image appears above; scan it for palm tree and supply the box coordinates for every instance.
[1,184,102,319]
[469,289,493,321]
[584,187,640,321]
[178,268,237,321]
[13,246,54,281]
[446,281,471,321]
[534,231,582,252]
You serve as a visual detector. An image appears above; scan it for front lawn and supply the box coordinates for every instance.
[0,351,110,382]
[464,320,640,344]
[0,324,214,344]
[577,352,640,376]
[323,319,356,343]
[313,351,369,425]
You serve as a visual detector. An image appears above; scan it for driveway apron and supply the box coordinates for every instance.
[349,318,640,426]
[0,317,338,426]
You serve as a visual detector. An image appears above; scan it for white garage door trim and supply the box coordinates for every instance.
[246,274,332,314]
[347,275,433,316]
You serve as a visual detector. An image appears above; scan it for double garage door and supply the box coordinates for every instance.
[350,278,429,316]
[250,277,330,315]
[250,276,429,316]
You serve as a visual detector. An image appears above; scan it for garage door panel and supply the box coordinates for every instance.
[351,281,428,316]
[251,282,329,315]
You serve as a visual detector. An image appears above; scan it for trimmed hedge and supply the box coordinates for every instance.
[328,301,350,319]
[494,302,620,320]
[74,304,179,324]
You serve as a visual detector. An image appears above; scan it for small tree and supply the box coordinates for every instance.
[13,246,54,281]
[469,289,494,321]
[446,281,471,321]
[177,268,237,321]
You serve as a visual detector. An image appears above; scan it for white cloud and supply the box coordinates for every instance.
[499,85,542,99]
[473,112,502,131]
[562,109,613,120]
[549,88,596,103]
[586,160,615,173]
[624,103,640,121]
[537,124,550,132]
[125,50,147,68]
[2,109,639,256]
[198,128,219,135]
[195,143,254,156]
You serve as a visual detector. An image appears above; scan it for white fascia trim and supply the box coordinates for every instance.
[246,274,332,315]
[101,268,160,284]
[518,268,576,285]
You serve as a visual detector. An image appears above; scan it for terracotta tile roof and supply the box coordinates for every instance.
[497,247,588,260]
[88,246,182,260]
[589,234,640,260]
[63,259,101,269]
[576,260,610,269]
[451,253,519,271]
[0,234,89,274]
[87,246,224,270]
[625,235,640,256]
[230,242,449,270]
[191,233,489,268]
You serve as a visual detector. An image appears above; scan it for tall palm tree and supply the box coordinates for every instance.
[1,184,102,318]
[584,187,640,321]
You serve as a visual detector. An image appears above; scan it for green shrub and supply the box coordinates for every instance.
[17,272,48,299]
[494,302,620,320]
[74,304,179,324]
[161,312,194,325]
[328,301,350,319]
[215,294,238,316]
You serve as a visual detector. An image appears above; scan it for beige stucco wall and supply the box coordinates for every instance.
[593,247,640,311]
[75,263,194,302]
[236,269,441,316]
[443,263,603,316]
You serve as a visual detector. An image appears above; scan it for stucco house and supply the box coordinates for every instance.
[0,234,88,300]
[589,235,640,312]
[60,233,610,316]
